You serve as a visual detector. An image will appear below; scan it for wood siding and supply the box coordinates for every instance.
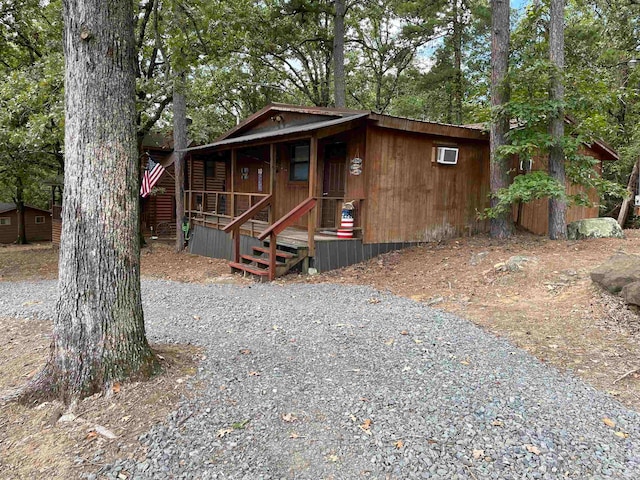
[514,149,602,235]
[362,126,490,244]
[0,208,52,244]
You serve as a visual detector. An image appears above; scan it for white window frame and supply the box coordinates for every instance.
[35,215,46,224]
[436,146,459,165]
[0,217,11,226]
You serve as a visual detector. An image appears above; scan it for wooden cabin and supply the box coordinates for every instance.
[139,132,179,238]
[180,104,616,279]
[0,203,52,244]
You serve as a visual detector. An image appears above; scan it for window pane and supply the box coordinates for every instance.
[292,163,309,181]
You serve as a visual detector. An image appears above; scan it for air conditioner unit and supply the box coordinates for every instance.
[436,146,459,165]
[635,195,640,207]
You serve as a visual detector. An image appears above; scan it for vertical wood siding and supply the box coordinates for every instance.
[363,126,490,244]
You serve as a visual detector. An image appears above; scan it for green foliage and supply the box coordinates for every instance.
[482,171,565,219]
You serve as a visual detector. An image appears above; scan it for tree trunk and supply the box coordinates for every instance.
[333,0,346,108]
[173,74,187,252]
[452,0,463,125]
[29,0,158,404]
[489,0,513,239]
[548,0,567,240]
[617,156,640,228]
[14,176,27,244]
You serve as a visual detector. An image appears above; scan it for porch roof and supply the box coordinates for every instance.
[180,113,369,153]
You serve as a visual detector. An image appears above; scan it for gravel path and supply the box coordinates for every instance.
[1,280,639,479]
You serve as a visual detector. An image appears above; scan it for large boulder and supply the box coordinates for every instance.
[622,282,640,307]
[567,217,624,240]
[590,253,640,294]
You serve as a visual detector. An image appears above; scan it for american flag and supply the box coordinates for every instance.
[140,157,165,198]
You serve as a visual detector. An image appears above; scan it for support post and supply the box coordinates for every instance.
[308,136,318,257]
[231,148,236,218]
[233,229,240,264]
[269,232,277,281]
[269,143,276,225]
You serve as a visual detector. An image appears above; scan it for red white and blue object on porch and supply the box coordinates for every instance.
[140,157,165,198]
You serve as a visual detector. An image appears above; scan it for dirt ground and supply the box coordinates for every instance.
[1,232,640,478]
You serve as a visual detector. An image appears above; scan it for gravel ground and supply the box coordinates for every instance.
[1,280,639,480]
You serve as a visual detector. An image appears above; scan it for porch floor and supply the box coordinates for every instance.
[190,214,356,247]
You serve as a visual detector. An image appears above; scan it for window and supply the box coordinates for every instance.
[0,217,10,226]
[290,143,310,181]
[35,215,45,224]
[436,146,459,165]
[205,160,215,178]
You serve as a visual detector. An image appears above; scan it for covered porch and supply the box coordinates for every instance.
[182,110,368,279]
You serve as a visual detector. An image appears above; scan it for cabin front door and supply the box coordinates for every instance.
[321,143,347,229]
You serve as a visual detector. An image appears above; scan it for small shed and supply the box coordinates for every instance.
[180,104,617,279]
[0,202,52,244]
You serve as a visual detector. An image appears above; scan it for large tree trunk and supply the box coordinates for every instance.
[173,74,187,252]
[333,0,346,108]
[452,0,463,125]
[489,0,513,239]
[29,0,158,404]
[548,0,567,240]
[14,176,27,245]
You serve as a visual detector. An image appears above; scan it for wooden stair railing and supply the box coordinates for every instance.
[222,194,272,264]
[257,197,317,280]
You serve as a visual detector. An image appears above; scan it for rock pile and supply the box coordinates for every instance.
[591,253,640,306]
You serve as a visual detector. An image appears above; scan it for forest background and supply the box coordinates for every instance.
[0,0,638,223]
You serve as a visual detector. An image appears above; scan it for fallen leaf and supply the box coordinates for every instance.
[524,444,541,455]
[491,420,504,427]
[368,297,381,304]
[607,390,621,397]
[472,449,484,460]
[289,432,301,439]
[86,430,98,441]
[121,416,131,423]
[384,338,395,346]
[327,454,339,462]
[232,419,250,429]
[272,325,280,331]
[193,315,201,320]
[239,349,252,355]
[603,418,616,428]
[248,371,261,376]
[24,367,39,378]
[112,382,121,394]
[282,413,298,423]
[394,440,404,449]
[460,359,470,366]
[359,418,373,435]
[216,428,233,438]
[413,338,423,344]
[349,414,357,422]
[614,431,629,439]
[400,330,409,335]
[95,424,117,439]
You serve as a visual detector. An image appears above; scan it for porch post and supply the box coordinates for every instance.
[308,136,318,257]
[230,148,236,218]
[269,143,276,224]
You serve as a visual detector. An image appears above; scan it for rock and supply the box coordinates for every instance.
[567,217,624,240]
[621,281,640,306]
[495,256,538,272]
[470,252,489,266]
[590,254,640,294]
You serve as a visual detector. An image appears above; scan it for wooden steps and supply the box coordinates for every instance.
[230,242,309,281]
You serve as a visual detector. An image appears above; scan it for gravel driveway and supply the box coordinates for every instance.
[1,280,639,479]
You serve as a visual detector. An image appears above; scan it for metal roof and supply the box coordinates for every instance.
[180,113,369,153]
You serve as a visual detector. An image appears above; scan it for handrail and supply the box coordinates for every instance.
[258,197,317,241]
[223,194,272,233]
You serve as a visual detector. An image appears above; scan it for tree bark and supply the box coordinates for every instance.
[14,176,27,244]
[452,0,463,125]
[489,0,513,239]
[26,0,158,404]
[617,156,640,228]
[333,0,346,108]
[548,0,567,240]
[173,74,187,252]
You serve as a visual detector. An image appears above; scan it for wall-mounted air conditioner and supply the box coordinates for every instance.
[436,146,459,165]
[635,195,640,207]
